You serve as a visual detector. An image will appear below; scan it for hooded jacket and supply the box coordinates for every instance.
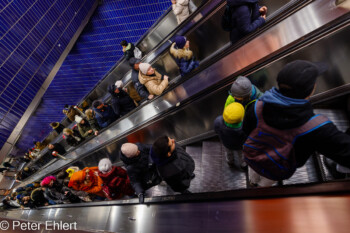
[150,144,195,192]
[172,0,190,24]
[107,84,136,118]
[98,166,134,199]
[170,43,199,76]
[68,167,105,197]
[227,0,265,43]
[119,143,162,195]
[243,88,350,168]
[138,70,168,96]
[93,104,117,128]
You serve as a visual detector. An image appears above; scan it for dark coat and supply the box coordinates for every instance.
[98,166,134,199]
[52,123,65,134]
[65,133,82,147]
[93,105,117,128]
[45,181,80,204]
[108,85,136,118]
[243,88,350,168]
[131,69,149,99]
[214,116,246,150]
[119,143,162,195]
[151,144,195,192]
[124,43,135,60]
[49,143,66,155]
[227,0,265,43]
[30,188,49,208]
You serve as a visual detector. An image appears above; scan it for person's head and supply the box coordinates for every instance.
[50,122,59,129]
[223,102,245,128]
[139,63,154,75]
[63,128,74,136]
[92,100,104,110]
[114,80,124,94]
[277,60,328,99]
[48,144,54,150]
[121,143,140,158]
[129,57,141,70]
[75,115,83,124]
[41,176,56,187]
[152,136,176,159]
[98,158,112,174]
[230,76,252,102]
[174,36,189,49]
[120,40,128,48]
[85,109,95,120]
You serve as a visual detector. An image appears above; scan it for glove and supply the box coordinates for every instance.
[138,193,144,204]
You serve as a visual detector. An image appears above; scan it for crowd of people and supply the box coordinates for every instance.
[4,1,350,210]
[3,137,195,209]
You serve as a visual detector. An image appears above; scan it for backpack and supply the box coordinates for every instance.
[221,5,233,31]
[243,101,331,181]
[133,47,142,59]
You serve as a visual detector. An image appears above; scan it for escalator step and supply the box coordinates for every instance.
[283,157,319,185]
[201,141,247,192]
[186,145,202,193]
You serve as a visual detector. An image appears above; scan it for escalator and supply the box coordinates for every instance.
[2,1,350,231]
[18,0,350,186]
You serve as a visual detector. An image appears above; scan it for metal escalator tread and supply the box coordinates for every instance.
[283,157,319,185]
[201,140,247,192]
[186,145,203,193]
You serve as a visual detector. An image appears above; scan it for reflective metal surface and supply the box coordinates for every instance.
[1,195,350,233]
[19,0,350,187]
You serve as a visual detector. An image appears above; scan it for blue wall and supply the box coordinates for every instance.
[13,0,170,154]
[0,0,96,151]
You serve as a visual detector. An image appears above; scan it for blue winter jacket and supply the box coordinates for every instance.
[93,105,117,128]
[227,0,265,43]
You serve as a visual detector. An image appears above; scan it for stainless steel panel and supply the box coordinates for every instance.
[3,196,350,233]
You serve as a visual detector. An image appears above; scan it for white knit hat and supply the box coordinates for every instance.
[139,63,151,75]
[115,80,123,89]
[98,158,112,174]
[74,115,83,124]
[121,143,139,158]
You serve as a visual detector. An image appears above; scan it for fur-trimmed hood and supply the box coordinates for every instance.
[170,43,193,60]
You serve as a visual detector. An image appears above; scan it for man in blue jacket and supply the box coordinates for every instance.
[227,0,267,43]
[92,100,117,128]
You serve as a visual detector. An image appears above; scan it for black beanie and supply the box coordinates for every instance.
[277,60,328,99]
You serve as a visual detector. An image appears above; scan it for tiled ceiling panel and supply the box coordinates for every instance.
[13,0,170,154]
[0,0,96,150]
